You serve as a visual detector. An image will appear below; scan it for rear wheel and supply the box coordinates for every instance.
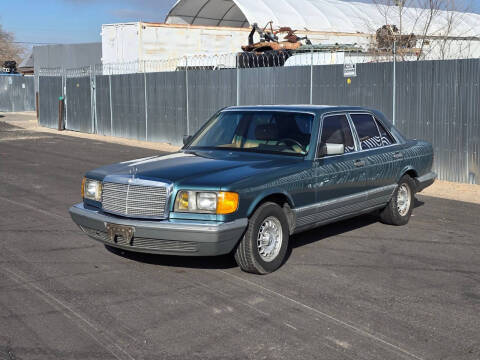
[379,175,415,226]
[234,202,289,274]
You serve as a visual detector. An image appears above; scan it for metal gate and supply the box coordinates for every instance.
[65,74,93,133]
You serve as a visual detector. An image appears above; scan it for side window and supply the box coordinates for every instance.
[350,114,382,150]
[374,117,396,146]
[319,114,356,155]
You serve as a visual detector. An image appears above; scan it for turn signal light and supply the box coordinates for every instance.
[217,192,239,215]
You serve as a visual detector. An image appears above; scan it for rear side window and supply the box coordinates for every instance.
[319,114,355,154]
[375,118,396,145]
[350,114,382,150]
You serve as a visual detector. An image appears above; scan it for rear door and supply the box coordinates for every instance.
[349,112,402,200]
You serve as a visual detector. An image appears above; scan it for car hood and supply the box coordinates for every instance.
[86,150,304,188]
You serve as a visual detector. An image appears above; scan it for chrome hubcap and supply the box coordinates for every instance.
[257,216,283,262]
[397,184,411,216]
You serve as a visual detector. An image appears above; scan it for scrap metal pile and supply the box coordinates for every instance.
[237,22,312,68]
[1,61,17,74]
[376,25,417,50]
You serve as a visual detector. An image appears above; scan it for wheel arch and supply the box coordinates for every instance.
[247,191,296,235]
[398,166,418,182]
[397,166,419,192]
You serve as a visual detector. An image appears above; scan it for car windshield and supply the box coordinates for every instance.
[187,111,314,156]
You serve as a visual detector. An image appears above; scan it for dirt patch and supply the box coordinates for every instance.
[0,111,180,153]
[420,180,480,205]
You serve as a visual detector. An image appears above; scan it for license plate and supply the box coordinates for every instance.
[105,223,135,244]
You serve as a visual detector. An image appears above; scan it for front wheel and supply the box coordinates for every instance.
[379,175,415,226]
[234,202,289,274]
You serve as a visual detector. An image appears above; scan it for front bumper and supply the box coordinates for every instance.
[416,171,437,192]
[69,203,248,256]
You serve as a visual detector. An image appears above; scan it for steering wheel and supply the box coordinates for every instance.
[279,138,306,153]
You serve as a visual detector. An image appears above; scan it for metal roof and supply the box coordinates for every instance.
[165,0,480,37]
[18,51,34,69]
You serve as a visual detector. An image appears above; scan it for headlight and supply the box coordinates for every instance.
[174,191,238,214]
[82,178,102,201]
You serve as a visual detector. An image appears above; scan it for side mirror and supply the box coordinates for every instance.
[183,135,192,146]
[319,143,344,157]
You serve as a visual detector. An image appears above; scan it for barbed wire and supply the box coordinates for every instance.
[39,38,480,77]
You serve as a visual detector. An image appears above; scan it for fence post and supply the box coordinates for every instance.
[392,41,396,126]
[236,66,240,106]
[310,47,314,105]
[185,56,190,135]
[89,65,96,133]
[144,60,148,141]
[92,65,98,134]
[58,97,64,131]
[62,67,67,129]
[109,73,113,136]
[35,92,39,121]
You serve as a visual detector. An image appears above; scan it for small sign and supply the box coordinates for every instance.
[22,83,25,89]
[343,63,357,77]
[8,78,12,85]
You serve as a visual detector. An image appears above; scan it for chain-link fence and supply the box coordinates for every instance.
[37,41,480,184]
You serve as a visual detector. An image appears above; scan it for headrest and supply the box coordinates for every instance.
[255,124,279,141]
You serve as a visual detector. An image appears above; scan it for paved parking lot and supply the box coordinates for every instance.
[1,115,479,360]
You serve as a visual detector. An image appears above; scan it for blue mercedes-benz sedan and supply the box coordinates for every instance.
[70,105,436,274]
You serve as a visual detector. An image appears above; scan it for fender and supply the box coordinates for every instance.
[247,189,296,217]
[397,165,418,182]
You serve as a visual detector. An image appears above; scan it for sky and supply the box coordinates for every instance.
[1,0,177,45]
[1,0,480,46]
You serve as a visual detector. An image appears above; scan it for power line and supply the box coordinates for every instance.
[9,41,61,45]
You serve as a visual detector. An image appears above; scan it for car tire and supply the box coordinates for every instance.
[379,174,415,226]
[234,202,290,274]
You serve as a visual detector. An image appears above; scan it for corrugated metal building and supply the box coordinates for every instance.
[33,43,102,72]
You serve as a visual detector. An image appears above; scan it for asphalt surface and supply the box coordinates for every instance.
[1,115,479,360]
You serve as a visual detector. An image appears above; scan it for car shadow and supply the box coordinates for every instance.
[106,196,425,271]
[105,245,238,270]
[284,197,425,262]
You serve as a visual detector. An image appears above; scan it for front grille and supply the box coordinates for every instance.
[79,226,197,253]
[102,182,168,218]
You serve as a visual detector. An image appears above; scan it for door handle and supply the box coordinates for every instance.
[393,152,404,159]
[354,160,365,167]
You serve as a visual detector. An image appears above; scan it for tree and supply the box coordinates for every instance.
[0,24,25,66]
[369,0,478,60]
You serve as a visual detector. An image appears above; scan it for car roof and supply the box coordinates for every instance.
[223,105,373,114]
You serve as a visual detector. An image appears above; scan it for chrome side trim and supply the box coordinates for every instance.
[294,184,396,215]
[293,185,396,230]
[293,204,386,234]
